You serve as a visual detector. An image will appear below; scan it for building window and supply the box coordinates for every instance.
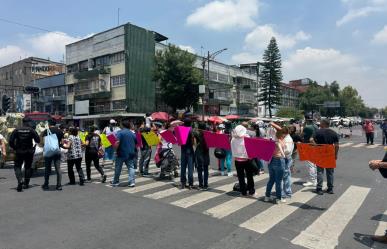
[68,84,74,93]
[112,100,126,110]
[111,75,126,87]
[67,64,78,73]
[79,60,88,72]
[111,51,125,64]
[94,55,110,67]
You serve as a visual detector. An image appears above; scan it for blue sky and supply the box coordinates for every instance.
[1,0,386,107]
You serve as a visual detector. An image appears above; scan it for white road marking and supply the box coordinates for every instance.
[353,143,367,148]
[291,185,370,249]
[240,184,312,234]
[372,210,387,249]
[339,142,354,148]
[367,144,380,149]
[171,174,269,208]
[122,179,179,194]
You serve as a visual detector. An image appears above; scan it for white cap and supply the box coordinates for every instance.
[218,124,225,129]
[110,119,117,124]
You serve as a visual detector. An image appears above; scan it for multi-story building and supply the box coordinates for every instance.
[65,23,168,128]
[26,74,66,115]
[0,57,64,111]
[289,78,313,93]
[280,83,300,109]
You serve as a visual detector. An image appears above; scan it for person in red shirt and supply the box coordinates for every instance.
[363,120,375,145]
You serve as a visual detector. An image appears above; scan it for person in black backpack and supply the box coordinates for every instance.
[9,117,40,192]
[85,126,106,183]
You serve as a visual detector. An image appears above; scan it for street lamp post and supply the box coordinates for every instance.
[200,48,227,120]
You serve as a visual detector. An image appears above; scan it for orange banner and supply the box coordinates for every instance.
[297,143,336,168]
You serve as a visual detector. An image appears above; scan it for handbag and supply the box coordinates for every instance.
[214,148,226,159]
[43,127,60,158]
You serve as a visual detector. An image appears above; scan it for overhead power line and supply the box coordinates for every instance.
[0,17,69,36]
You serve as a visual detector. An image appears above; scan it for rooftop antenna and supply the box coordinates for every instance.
[117,8,120,26]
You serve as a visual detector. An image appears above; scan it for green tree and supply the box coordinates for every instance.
[338,86,365,116]
[276,107,304,120]
[299,82,331,115]
[154,45,202,112]
[259,37,283,118]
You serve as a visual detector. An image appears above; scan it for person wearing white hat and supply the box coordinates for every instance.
[102,119,121,164]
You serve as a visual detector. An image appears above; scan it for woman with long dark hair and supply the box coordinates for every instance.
[65,127,85,185]
[85,126,107,183]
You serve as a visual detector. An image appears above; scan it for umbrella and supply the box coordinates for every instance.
[208,116,227,124]
[151,112,170,121]
[225,115,240,120]
[170,120,183,127]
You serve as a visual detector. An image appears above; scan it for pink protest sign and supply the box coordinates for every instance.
[160,130,177,144]
[136,132,143,148]
[174,126,191,145]
[107,134,117,146]
[244,137,276,161]
[203,131,231,150]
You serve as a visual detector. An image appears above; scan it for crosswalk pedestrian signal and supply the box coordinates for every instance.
[2,95,11,113]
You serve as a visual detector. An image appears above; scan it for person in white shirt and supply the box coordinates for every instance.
[102,119,121,163]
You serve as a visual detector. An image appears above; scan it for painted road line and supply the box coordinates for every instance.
[367,144,380,149]
[144,175,226,200]
[291,185,370,249]
[373,210,387,249]
[240,183,312,234]
[172,174,269,209]
[353,143,367,148]
[339,142,354,148]
[122,179,179,194]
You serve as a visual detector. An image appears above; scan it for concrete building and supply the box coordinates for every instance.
[280,83,300,109]
[27,74,66,115]
[65,23,167,128]
[289,78,313,93]
[0,57,64,111]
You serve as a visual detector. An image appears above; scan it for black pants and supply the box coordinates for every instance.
[67,158,85,184]
[235,160,255,195]
[14,152,34,184]
[366,132,374,144]
[383,132,386,145]
[85,153,104,180]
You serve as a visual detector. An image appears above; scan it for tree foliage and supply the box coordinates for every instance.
[259,37,283,118]
[276,107,304,120]
[154,45,202,112]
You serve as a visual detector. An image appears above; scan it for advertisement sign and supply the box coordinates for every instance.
[23,94,31,112]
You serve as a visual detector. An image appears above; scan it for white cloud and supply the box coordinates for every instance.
[372,25,387,44]
[283,47,386,107]
[337,0,387,26]
[186,0,259,31]
[178,45,196,54]
[0,31,88,66]
[244,25,311,51]
[231,52,260,64]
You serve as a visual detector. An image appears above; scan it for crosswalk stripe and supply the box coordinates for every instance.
[353,143,366,148]
[240,184,313,234]
[205,177,302,220]
[291,185,370,249]
[367,144,380,149]
[122,179,179,194]
[339,142,354,148]
[171,174,269,208]
[373,210,387,249]
[143,175,227,200]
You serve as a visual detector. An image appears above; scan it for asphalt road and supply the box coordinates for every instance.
[0,127,386,249]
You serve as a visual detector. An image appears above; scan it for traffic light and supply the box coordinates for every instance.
[24,86,40,94]
[2,95,11,113]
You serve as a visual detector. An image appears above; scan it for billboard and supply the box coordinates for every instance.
[75,100,89,115]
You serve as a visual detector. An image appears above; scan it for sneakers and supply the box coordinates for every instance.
[280,198,287,203]
[326,188,334,194]
[221,171,226,176]
[101,175,107,183]
[110,181,120,187]
[56,185,62,191]
[303,181,317,187]
[227,172,233,177]
[314,189,324,195]
[263,196,272,202]
[41,184,49,190]
[128,183,135,188]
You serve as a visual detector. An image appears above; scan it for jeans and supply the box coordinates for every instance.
[383,132,386,145]
[14,152,34,184]
[180,149,194,186]
[197,163,209,188]
[282,157,293,198]
[266,157,285,199]
[113,157,136,185]
[85,153,104,180]
[220,150,232,173]
[44,154,62,186]
[67,158,84,184]
[235,160,255,195]
[305,160,317,182]
[366,132,374,144]
[104,146,115,160]
[139,148,152,174]
[316,166,334,190]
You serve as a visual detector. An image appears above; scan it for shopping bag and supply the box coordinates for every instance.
[43,128,60,158]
